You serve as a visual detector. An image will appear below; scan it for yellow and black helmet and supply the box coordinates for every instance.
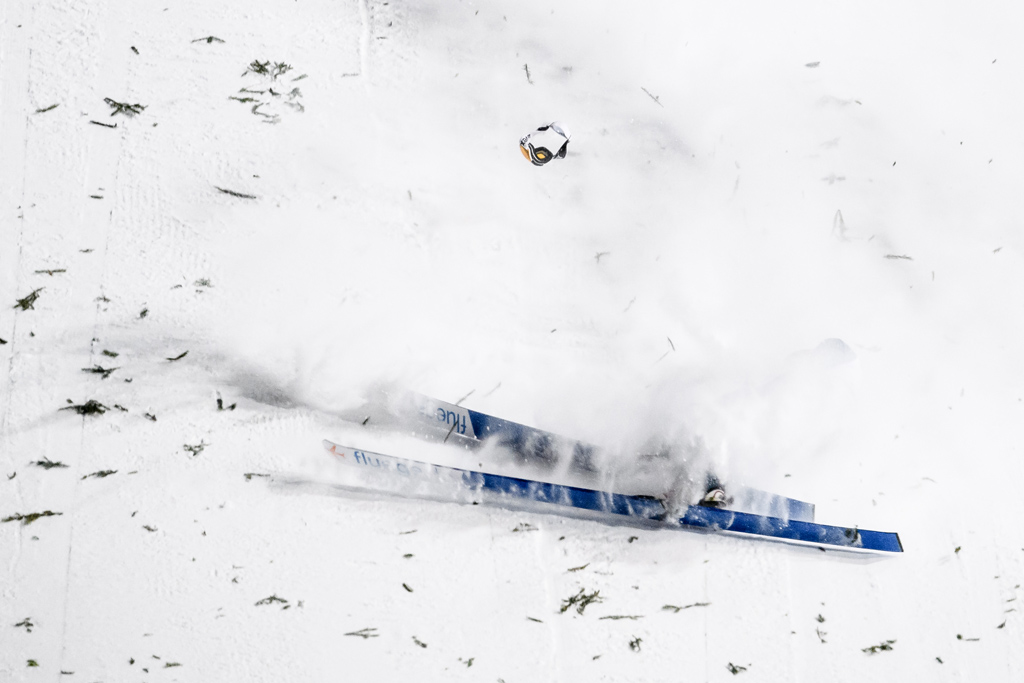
[520,122,571,166]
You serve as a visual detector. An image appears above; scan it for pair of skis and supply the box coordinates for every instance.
[323,394,902,553]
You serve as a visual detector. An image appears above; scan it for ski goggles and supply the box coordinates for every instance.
[521,142,554,165]
[519,140,568,166]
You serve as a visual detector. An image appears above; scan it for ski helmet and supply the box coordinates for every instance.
[520,121,571,166]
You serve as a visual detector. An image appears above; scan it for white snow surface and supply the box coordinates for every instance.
[3,0,1024,680]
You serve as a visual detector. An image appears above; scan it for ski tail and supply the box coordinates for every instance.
[677,506,903,553]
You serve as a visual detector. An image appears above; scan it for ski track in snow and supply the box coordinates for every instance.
[3,0,1024,681]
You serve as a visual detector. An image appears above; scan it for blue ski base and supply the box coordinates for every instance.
[323,441,902,553]
[407,394,817,523]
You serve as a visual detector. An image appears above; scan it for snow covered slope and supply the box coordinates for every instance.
[3,0,1024,680]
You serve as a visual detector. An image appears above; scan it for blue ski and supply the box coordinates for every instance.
[398,393,816,523]
[322,440,903,553]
